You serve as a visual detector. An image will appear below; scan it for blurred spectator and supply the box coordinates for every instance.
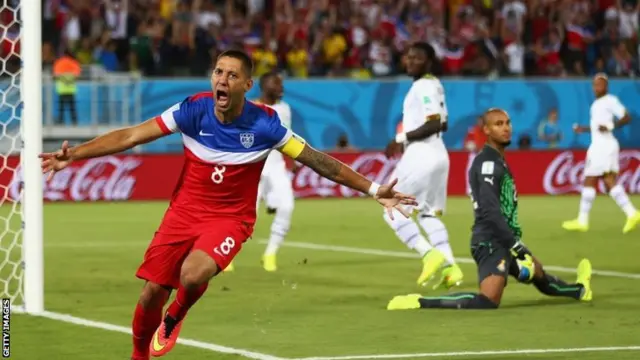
[537,109,563,148]
[36,0,640,78]
[53,50,81,125]
[333,134,358,152]
[74,37,94,65]
[253,39,278,76]
[464,117,487,152]
[286,37,310,78]
[518,133,532,150]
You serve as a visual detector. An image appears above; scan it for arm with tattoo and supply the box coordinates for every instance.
[294,144,375,195]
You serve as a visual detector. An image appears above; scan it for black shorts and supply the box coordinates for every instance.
[471,241,531,284]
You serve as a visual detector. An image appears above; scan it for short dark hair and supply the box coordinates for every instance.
[259,71,280,89]
[409,42,442,75]
[216,50,253,77]
[410,42,435,62]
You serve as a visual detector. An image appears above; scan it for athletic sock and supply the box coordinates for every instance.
[383,210,432,257]
[418,215,455,265]
[264,207,293,256]
[418,292,498,309]
[165,282,209,323]
[131,291,169,359]
[609,184,637,217]
[533,272,584,300]
[577,187,596,224]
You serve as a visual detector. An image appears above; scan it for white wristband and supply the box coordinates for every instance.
[395,132,407,143]
[368,182,380,197]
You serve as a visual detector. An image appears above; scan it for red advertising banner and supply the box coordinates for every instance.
[1,149,638,202]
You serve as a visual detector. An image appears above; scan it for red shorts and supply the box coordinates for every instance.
[135,219,252,289]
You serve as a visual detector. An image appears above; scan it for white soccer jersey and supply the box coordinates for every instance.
[589,94,625,146]
[402,76,448,148]
[263,100,292,170]
[271,101,292,129]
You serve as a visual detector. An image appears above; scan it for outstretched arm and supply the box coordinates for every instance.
[277,136,417,218]
[285,142,376,196]
[67,118,167,161]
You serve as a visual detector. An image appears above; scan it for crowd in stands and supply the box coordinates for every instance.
[1,0,639,78]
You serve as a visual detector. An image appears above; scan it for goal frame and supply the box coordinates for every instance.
[21,0,44,314]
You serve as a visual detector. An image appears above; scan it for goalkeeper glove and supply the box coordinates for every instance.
[515,254,536,283]
[510,240,529,260]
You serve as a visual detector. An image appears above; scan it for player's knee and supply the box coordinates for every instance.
[383,208,412,228]
[139,282,170,309]
[479,275,506,306]
[180,251,218,289]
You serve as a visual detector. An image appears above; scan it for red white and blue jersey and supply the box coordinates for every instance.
[154,92,292,228]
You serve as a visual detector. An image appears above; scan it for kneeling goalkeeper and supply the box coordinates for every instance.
[388,108,592,310]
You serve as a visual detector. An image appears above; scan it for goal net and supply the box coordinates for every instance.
[0,0,43,313]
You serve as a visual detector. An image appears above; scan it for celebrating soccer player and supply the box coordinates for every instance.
[562,73,640,234]
[387,108,593,311]
[39,50,417,360]
[383,42,463,289]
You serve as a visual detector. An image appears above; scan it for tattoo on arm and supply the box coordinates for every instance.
[296,145,342,179]
[294,144,371,193]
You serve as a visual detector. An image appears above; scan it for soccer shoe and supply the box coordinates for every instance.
[561,219,589,232]
[262,254,277,272]
[149,315,183,357]
[224,261,235,272]
[387,294,422,310]
[576,258,593,302]
[417,249,446,286]
[432,264,464,290]
[622,212,640,234]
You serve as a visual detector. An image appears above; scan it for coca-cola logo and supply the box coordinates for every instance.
[543,150,640,194]
[293,153,398,198]
[10,156,142,201]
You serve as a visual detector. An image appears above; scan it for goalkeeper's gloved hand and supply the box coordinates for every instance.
[510,239,529,260]
[515,254,536,283]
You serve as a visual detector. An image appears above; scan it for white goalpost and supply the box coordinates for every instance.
[4,0,44,314]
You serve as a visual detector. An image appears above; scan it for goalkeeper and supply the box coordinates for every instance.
[388,108,593,310]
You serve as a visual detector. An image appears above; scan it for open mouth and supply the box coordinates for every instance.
[216,90,229,106]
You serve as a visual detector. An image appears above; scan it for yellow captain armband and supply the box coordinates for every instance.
[279,134,306,159]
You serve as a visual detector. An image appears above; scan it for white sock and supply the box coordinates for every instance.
[609,185,637,217]
[264,206,293,256]
[418,216,455,265]
[578,187,596,224]
[383,210,432,257]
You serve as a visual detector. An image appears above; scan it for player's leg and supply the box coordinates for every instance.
[563,148,600,231]
[602,172,640,234]
[527,255,592,301]
[418,157,462,289]
[388,243,506,310]
[262,168,295,272]
[132,282,171,360]
[151,221,250,357]
[382,170,439,284]
[133,236,193,360]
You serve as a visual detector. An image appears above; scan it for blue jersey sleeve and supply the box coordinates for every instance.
[155,96,202,135]
[253,103,292,148]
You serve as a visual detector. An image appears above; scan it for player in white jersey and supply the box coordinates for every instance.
[384,42,463,289]
[562,73,640,234]
[256,72,296,272]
